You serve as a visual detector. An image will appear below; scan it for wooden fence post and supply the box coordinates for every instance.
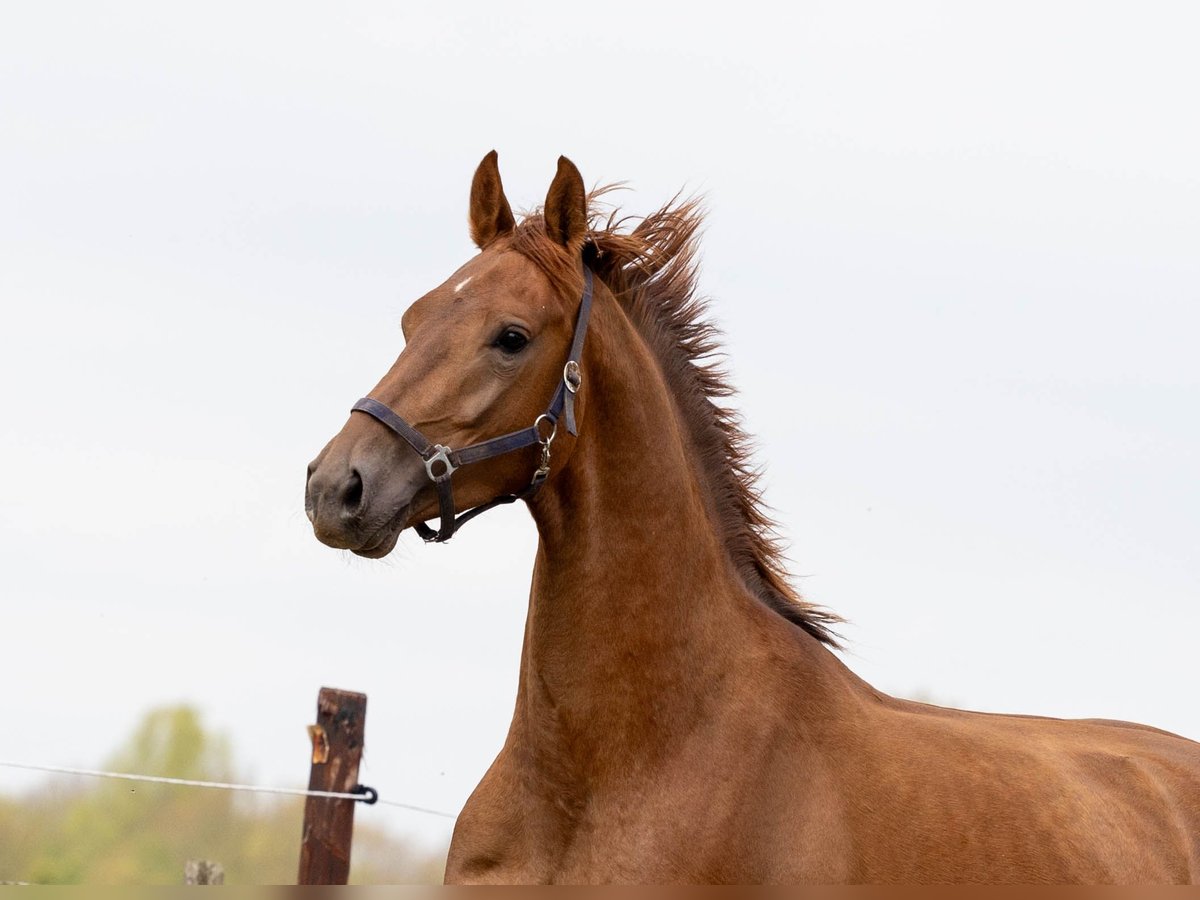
[297,687,368,885]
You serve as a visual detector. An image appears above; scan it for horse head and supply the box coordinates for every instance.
[305,152,591,556]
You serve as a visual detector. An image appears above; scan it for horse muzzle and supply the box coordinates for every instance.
[305,443,426,557]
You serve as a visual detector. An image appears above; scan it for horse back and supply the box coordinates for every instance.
[842,700,1200,883]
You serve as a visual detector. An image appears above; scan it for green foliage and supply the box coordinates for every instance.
[0,705,446,885]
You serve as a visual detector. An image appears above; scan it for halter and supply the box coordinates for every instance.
[350,268,594,543]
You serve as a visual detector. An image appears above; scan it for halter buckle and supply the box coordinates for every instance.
[424,445,456,483]
[563,360,582,394]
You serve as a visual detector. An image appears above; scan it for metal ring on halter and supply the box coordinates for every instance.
[424,445,456,483]
[533,414,558,446]
[563,360,582,394]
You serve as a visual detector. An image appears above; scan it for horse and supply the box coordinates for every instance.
[304,152,1200,884]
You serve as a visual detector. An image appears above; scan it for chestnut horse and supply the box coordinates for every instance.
[305,152,1200,883]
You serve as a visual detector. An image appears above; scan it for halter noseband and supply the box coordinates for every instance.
[350,268,594,543]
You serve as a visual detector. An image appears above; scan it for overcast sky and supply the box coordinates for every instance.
[1,1,1197,859]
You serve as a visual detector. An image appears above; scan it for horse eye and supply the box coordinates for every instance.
[494,329,529,354]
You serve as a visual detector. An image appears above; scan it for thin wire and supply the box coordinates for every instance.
[0,760,456,819]
[375,797,457,819]
[0,759,365,800]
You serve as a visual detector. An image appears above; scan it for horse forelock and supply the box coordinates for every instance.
[508,188,843,648]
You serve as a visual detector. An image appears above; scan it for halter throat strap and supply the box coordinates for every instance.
[350,268,594,543]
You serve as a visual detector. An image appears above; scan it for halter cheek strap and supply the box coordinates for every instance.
[350,268,594,543]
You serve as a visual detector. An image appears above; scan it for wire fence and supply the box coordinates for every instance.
[0,759,457,819]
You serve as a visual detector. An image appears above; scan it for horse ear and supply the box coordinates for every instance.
[469,150,516,249]
[544,156,587,248]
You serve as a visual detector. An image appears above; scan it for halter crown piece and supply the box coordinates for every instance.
[350,268,594,542]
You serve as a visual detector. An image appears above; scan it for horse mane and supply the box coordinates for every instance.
[509,187,843,647]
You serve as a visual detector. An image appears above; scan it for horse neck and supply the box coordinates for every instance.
[519,288,854,770]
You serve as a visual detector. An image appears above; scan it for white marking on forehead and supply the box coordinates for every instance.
[454,275,473,294]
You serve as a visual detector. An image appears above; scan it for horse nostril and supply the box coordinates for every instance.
[342,468,364,515]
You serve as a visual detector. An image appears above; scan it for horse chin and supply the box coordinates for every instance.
[352,526,402,559]
[350,499,416,559]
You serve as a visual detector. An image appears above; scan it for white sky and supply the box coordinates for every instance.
[1,1,1197,858]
